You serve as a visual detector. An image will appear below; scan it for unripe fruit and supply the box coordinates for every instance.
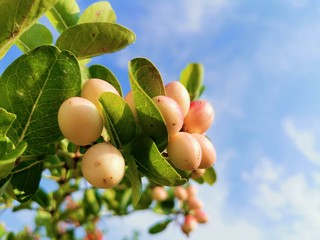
[191,168,206,179]
[182,100,215,134]
[188,196,203,210]
[58,97,103,146]
[152,186,168,201]
[81,143,125,188]
[124,90,139,123]
[192,133,216,168]
[181,215,197,235]
[165,81,190,117]
[193,209,209,223]
[167,132,201,171]
[81,78,119,108]
[174,186,188,201]
[152,95,184,137]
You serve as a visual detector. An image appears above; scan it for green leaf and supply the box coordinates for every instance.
[156,198,175,214]
[46,0,80,33]
[99,92,136,148]
[0,108,16,159]
[179,63,204,101]
[0,174,12,197]
[128,133,186,186]
[56,22,136,59]
[0,108,16,138]
[119,188,132,214]
[125,154,142,206]
[10,160,44,203]
[203,166,217,185]
[79,1,116,24]
[33,188,50,209]
[0,141,27,179]
[16,23,53,53]
[128,60,168,151]
[148,219,172,234]
[84,189,100,216]
[134,188,152,210]
[129,58,166,97]
[87,64,123,96]
[0,45,81,152]
[0,0,57,59]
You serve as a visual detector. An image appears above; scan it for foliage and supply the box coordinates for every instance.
[0,0,217,239]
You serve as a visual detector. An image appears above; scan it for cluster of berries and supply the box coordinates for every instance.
[126,80,216,173]
[151,184,209,236]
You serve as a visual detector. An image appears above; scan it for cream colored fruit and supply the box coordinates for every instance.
[188,196,203,210]
[186,185,197,198]
[81,78,119,108]
[167,132,201,171]
[81,143,125,188]
[152,95,184,136]
[58,97,103,146]
[191,133,216,168]
[152,186,168,201]
[174,186,188,201]
[165,81,190,117]
[183,100,215,134]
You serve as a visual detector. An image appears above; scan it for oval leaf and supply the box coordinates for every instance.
[10,160,44,203]
[33,187,50,209]
[129,58,166,97]
[87,64,123,96]
[149,219,172,234]
[0,108,16,138]
[0,45,81,152]
[56,22,136,59]
[46,0,80,33]
[179,63,204,100]
[99,92,136,148]
[16,23,53,53]
[128,133,186,186]
[0,0,57,59]
[0,174,12,197]
[203,166,217,185]
[124,154,142,206]
[128,61,168,151]
[79,1,116,24]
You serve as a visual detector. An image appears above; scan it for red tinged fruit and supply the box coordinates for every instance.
[191,133,217,168]
[193,209,209,224]
[181,215,198,235]
[182,100,215,134]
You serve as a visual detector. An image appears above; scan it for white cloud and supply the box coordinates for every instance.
[282,118,320,165]
[243,158,320,240]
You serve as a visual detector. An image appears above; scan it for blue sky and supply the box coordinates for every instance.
[1,0,320,239]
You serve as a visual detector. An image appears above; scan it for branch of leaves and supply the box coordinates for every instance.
[57,57,217,208]
[0,0,135,60]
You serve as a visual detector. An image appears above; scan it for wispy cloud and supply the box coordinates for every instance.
[282,118,320,165]
[243,157,320,240]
